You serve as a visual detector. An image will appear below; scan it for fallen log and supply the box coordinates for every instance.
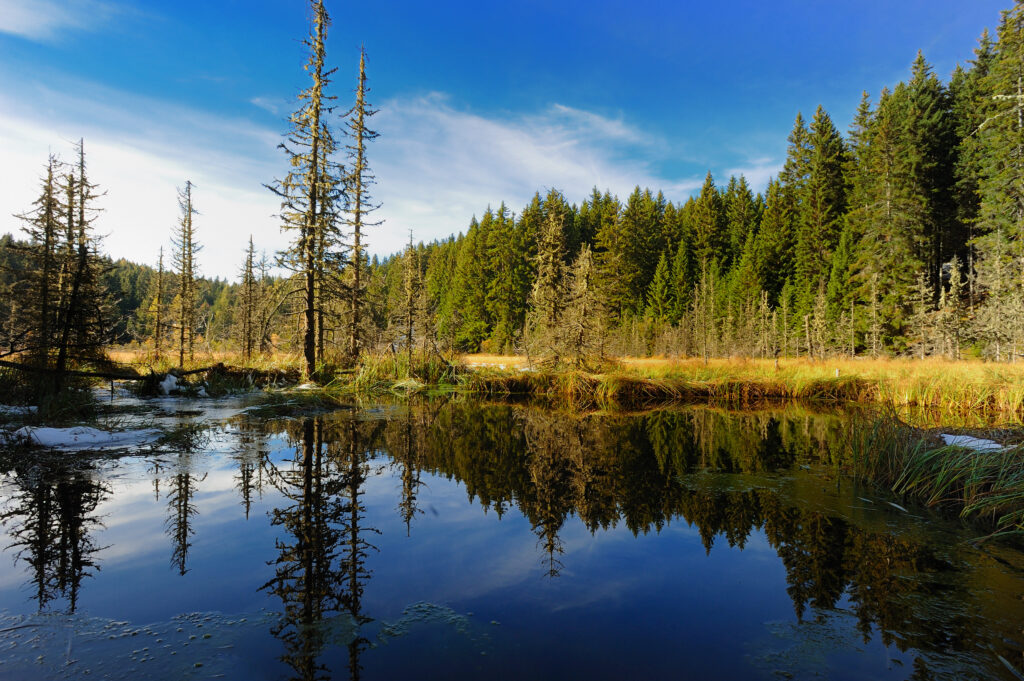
[0,358,146,381]
[0,359,226,382]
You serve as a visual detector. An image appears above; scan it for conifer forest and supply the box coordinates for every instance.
[5,3,1024,379]
[3,3,1024,681]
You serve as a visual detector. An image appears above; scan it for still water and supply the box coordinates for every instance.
[0,398,1022,680]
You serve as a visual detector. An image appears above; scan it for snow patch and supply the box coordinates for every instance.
[0,405,36,416]
[940,434,1004,452]
[158,374,179,395]
[11,426,162,451]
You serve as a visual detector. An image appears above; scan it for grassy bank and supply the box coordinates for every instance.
[463,355,1024,417]
[97,348,1024,419]
[848,413,1024,540]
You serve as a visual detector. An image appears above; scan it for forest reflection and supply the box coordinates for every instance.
[258,417,383,681]
[0,401,1016,678]
[234,402,992,667]
[0,452,107,614]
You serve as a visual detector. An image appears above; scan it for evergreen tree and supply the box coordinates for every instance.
[691,172,725,269]
[851,88,927,349]
[757,178,794,303]
[724,174,758,267]
[563,244,604,366]
[447,218,491,350]
[975,4,1024,360]
[343,48,381,363]
[645,252,673,321]
[794,106,847,311]
[485,203,531,352]
[951,31,995,306]
[526,210,568,363]
[267,0,343,377]
[592,191,630,319]
[172,181,200,367]
[668,235,691,324]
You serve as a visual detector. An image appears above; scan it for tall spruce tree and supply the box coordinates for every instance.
[267,0,343,377]
[975,3,1024,359]
[343,48,380,363]
[951,31,996,306]
[794,106,847,312]
[526,209,568,364]
[172,181,200,367]
[691,172,725,269]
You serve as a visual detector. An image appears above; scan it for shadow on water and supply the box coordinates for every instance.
[0,399,1022,680]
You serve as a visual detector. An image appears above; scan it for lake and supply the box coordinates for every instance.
[1,397,1022,680]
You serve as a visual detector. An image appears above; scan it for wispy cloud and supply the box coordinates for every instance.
[249,96,289,117]
[0,72,706,276]
[0,0,118,41]
[371,94,703,255]
[0,76,284,279]
[725,157,781,193]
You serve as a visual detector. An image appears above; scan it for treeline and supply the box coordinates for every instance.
[0,233,258,355]
[6,2,1024,374]
[377,9,1024,362]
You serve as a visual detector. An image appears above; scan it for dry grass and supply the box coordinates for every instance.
[107,346,305,374]
[461,354,1024,417]
[462,354,530,368]
[848,411,1024,539]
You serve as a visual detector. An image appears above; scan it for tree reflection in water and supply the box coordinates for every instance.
[0,400,1009,678]
[260,417,381,681]
[372,402,997,661]
[0,452,107,613]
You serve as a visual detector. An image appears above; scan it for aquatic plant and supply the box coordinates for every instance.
[848,412,1024,540]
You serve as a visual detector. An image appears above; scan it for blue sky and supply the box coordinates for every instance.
[0,0,1009,278]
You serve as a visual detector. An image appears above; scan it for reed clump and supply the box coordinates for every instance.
[322,351,465,396]
[848,412,1024,540]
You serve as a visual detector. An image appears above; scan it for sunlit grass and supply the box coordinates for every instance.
[847,411,1024,540]
[461,354,1024,417]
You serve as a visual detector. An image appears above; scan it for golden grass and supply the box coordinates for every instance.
[106,346,305,373]
[848,411,1024,539]
[461,354,1024,418]
[462,353,530,368]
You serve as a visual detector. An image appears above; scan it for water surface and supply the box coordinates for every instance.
[0,399,1022,680]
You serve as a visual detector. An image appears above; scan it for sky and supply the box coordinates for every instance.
[0,0,1010,279]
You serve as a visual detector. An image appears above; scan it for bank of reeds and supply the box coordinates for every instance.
[848,413,1024,540]
[321,351,464,396]
[98,348,1024,417]
[463,356,1024,416]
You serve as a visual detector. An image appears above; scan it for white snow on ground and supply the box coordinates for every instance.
[0,405,36,415]
[158,374,179,395]
[940,434,1004,452]
[10,426,162,451]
